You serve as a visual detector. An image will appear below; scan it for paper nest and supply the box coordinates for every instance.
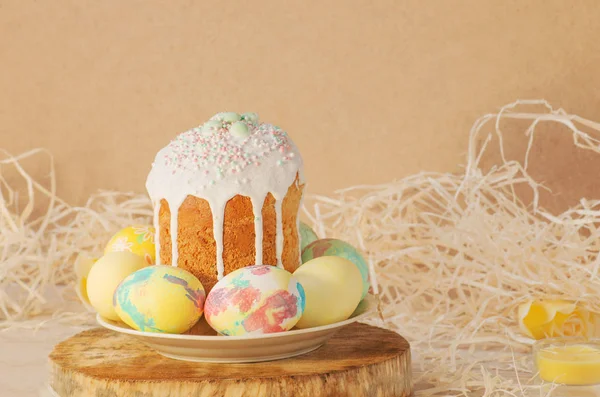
[3,99,600,395]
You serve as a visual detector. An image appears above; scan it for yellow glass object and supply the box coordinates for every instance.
[534,338,600,386]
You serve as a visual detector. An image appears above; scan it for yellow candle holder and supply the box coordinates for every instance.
[534,337,600,394]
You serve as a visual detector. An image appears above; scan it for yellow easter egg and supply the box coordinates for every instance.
[114,266,206,334]
[105,225,156,265]
[74,254,98,312]
[293,256,363,328]
[87,251,149,320]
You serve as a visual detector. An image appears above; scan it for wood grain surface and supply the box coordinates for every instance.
[48,322,412,397]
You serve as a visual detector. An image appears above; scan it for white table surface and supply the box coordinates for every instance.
[0,325,82,397]
[0,287,92,397]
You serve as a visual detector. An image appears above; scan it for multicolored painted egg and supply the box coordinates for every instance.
[204,265,305,336]
[87,251,149,321]
[293,256,363,328]
[114,266,206,334]
[105,225,156,265]
[302,238,370,299]
[299,221,319,251]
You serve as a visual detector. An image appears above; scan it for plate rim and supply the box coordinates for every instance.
[97,293,376,341]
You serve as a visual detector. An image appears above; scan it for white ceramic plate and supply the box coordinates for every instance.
[97,294,375,363]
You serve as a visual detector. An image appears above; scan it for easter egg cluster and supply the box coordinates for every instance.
[80,223,370,336]
[78,112,371,336]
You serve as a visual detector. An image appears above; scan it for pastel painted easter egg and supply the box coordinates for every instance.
[293,256,363,329]
[219,112,242,122]
[87,251,149,320]
[202,120,223,134]
[299,221,319,252]
[302,238,370,299]
[229,121,250,138]
[114,266,206,334]
[105,225,156,265]
[204,265,305,336]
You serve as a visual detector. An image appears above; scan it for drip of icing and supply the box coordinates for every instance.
[274,199,284,268]
[169,200,181,267]
[146,112,304,278]
[296,179,304,265]
[251,196,264,266]
[153,201,161,265]
[210,198,227,279]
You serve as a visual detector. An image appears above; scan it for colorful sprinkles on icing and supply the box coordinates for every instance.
[161,113,295,183]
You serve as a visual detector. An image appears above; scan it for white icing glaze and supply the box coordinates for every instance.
[296,181,305,265]
[146,113,303,279]
[169,198,181,267]
[250,197,264,266]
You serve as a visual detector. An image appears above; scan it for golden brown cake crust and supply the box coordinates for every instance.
[159,174,303,292]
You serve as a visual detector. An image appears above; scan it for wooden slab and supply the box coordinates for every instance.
[49,322,412,397]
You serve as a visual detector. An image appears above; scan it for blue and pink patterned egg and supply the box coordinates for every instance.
[301,238,370,299]
[204,265,305,336]
[113,265,205,334]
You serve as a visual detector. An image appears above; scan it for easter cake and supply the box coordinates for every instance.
[146,112,304,292]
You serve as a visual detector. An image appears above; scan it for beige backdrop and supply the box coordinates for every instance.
[2,0,600,205]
